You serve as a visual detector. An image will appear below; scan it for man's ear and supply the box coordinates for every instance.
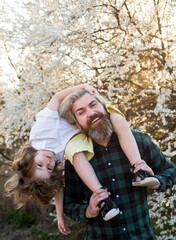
[75,121,82,130]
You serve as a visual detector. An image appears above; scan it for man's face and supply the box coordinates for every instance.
[72,93,113,141]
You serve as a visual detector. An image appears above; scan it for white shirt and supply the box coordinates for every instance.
[29,107,79,163]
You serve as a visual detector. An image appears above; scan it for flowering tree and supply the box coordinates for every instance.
[0,0,175,237]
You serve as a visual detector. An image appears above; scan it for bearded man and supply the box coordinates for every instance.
[59,89,176,240]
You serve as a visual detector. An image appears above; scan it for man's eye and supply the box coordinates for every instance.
[79,111,84,115]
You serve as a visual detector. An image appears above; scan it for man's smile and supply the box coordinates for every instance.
[91,117,101,125]
[88,114,103,127]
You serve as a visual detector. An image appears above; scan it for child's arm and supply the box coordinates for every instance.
[110,111,142,166]
[47,84,97,111]
[73,152,102,192]
[54,188,71,235]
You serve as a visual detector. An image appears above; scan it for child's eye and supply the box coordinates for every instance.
[37,164,42,168]
[91,102,97,107]
[47,167,53,172]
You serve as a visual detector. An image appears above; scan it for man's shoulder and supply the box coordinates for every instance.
[65,159,74,169]
[112,129,151,139]
[131,129,151,138]
[65,159,80,176]
[131,129,153,145]
[65,160,79,179]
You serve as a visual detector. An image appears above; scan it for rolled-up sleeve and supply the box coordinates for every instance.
[29,107,79,154]
[139,132,176,192]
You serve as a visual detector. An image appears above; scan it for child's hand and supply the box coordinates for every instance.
[57,216,71,235]
[132,160,154,175]
[83,84,98,95]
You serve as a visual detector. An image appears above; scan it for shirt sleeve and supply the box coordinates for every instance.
[105,103,125,118]
[29,107,79,155]
[64,160,88,222]
[139,132,176,192]
[65,133,94,163]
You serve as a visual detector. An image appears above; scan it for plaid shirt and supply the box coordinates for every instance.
[64,130,176,240]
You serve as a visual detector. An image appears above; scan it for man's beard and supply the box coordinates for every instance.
[82,113,113,141]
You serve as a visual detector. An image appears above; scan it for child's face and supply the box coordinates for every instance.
[33,150,55,180]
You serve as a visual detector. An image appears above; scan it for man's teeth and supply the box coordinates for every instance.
[91,117,100,123]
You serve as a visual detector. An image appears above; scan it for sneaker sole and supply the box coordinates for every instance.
[103,208,120,221]
[132,177,160,187]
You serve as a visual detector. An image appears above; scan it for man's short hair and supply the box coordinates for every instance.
[59,89,108,124]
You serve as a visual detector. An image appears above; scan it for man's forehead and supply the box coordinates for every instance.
[72,93,98,112]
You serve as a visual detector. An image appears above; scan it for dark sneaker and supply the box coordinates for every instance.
[132,169,160,187]
[99,196,119,221]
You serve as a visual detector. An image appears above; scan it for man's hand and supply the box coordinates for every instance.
[86,188,110,218]
[133,160,161,189]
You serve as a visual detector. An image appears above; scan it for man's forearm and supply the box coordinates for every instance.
[155,159,176,192]
[144,134,176,191]
[64,202,88,222]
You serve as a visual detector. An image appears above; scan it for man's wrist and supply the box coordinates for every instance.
[85,206,92,218]
[85,206,98,223]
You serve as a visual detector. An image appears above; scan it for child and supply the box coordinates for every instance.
[5,84,159,235]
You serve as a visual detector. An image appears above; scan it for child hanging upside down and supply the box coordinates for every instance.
[5,84,159,235]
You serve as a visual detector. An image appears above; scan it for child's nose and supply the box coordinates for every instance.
[44,158,50,165]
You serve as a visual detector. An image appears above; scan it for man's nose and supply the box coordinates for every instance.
[87,109,95,118]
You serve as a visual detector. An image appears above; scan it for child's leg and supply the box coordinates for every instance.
[110,113,142,165]
[73,152,120,221]
[110,113,160,187]
[73,152,102,192]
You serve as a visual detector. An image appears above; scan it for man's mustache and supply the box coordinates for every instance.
[87,113,105,126]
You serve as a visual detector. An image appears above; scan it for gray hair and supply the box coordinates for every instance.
[59,89,109,124]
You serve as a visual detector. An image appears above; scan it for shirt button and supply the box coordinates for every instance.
[123,227,126,231]
[105,147,108,151]
[116,194,119,198]
[112,178,115,182]
[108,162,111,166]
[120,211,123,214]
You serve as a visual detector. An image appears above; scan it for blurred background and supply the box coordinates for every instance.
[0,0,175,239]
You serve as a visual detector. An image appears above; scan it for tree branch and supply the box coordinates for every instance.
[0,150,12,161]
